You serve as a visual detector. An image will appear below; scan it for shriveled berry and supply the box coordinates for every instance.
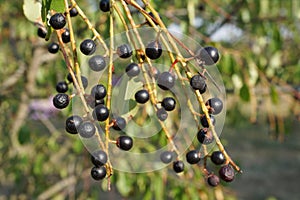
[53,93,69,109]
[219,165,235,182]
[56,81,68,93]
[88,55,106,71]
[62,28,70,43]
[49,13,66,30]
[135,89,149,104]
[112,117,126,130]
[37,27,47,38]
[99,0,110,12]
[91,84,107,100]
[117,44,132,59]
[190,74,206,90]
[173,160,184,173]
[91,150,108,166]
[195,46,220,65]
[48,42,59,54]
[207,174,220,187]
[211,151,226,165]
[145,41,162,60]
[156,108,168,121]
[197,128,214,144]
[116,136,133,151]
[160,151,174,164]
[161,97,176,111]
[186,150,201,164]
[78,121,96,138]
[65,115,83,134]
[80,39,96,55]
[126,63,140,77]
[93,104,109,121]
[200,115,216,128]
[206,97,223,115]
[91,166,106,180]
[157,72,175,90]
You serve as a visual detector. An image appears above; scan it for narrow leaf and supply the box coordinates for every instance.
[240,84,250,102]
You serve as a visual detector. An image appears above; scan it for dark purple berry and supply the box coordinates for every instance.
[53,93,69,109]
[69,6,78,17]
[116,136,133,151]
[206,97,223,115]
[173,160,184,173]
[49,13,66,30]
[78,121,96,138]
[91,150,108,166]
[99,0,110,12]
[200,115,216,128]
[62,28,70,43]
[91,166,106,180]
[211,151,226,165]
[207,174,220,187]
[112,117,126,130]
[48,42,59,54]
[190,74,206,90]
[37,27,47,38]
[186,150,201,164]
[195,46,220,65]
[126,63,140,77]
[160,151,174,164]
[56,81,68,93]
[157,72,175,90]
[91,84,107,100]
[156,108,168,121]
[88,55,106,71]
[197,128,214,144]
[135,89,149,104]
[219,165,235,182]
[80,39,96,55]
[65,115,83,134]
[145,41,162,60]
[117,44,132,59]
[161,97,176,111]
[93,104,109,121]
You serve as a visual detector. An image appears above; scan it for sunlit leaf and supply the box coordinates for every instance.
[23,0,42,22]
[240,84,250,102]
[50,0,65,13]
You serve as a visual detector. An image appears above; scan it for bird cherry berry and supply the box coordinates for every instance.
[49,13,66,30]
[173,160,184,173]
[91,84,107,100]
[69,6,78,17]
[99,0,110,12]
[190,74,206,90]
[53,93,69,109]
[91,150,108,167]
[135,89,149,104]
[48,42,59,54]
[161,97,176,111]
[206,97,223,115]
[126,63,140,77]
[207,174,220,187]
[37,27,47,38]
[200,114,216,128]
[78,121,96,138]
[92,104,109,121]
[156,108,168,121]
[186,150,201,164]
[197,128,214,144]
[80,39,96,55]
[160,151,174,164]
[219,165,235,182]
[65,115,83,134]
[157,71,175,90]
[195,46,220,66]
[145,40,162,60]
[210,151,226,165]
[117,44,133,59]
[88,55,106,72]
[116,136,133,151]
[112,117,126,131]
[62,28,70,43]
[91,166,106,180]
[56,81,68,93]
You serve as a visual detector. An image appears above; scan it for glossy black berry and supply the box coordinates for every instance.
[37,27,47,38]
[207,174,220,187]
[91,84,107,100]
[160,151,174,164]
[135,89,149,104]
[93,105,109,121]
[186,150,201,164]
[67,73,74,83]
[200,115,216,128]
[211,151,226,165]
[197,128,214,144]
[190,74,206,90]
[156,108,168,121]
[173,160,184,173]
[206,97,223,115]
[161,97,176,111]
[157,72,175,90]
[56,81,68,93]
[80,39,96,55]
[49,13,66,30]
[145,41,162,60]
[91,166,106,180]
[65,115,83,134]
[116,136,133,151]
[53,93,69,109]
[195,46,220,65]
[99,0,110,12]
[219,165,235,182]
[78,121,96,138]
[91,150,108,166]
[88,55,106,71]
[48,42,59,54]
[126,63,140,77]
[62,28,70,43]
[69,6,78,17]
[117,44,132,59]
[112,117,126,130]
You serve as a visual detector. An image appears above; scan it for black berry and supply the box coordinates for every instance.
[56,81,68,93]
[200,115,216,128]
[49,13,66,30]
[207,174,220,187]
[91,150,108,166]
[65,115,83,134]
[112,117,126,130]
[99,0,110,12]
[91,166,106,180]
[156,108,168,121]
[62,28,70,43]
[69,6,78,17]
[53,93,69,109]
[126,63,140,77]
[206,97,223,115]
[195,46,220,65]
[117,44,132,59]
[116,136,133,151]
[93,104,109,121]
[37,27,47,38]
[148,67,160,80]
[157,72,175,90]
[80,39,96,56]
[88,55,106,71]
[173,160,184,173]
[210,151,226,165]
[135,89,149,104]
[69,75,88,89]
[161,97,176,111]
[197,128,214,144]
[78,121,96,138]
[91,84,107,100]
[186,150,201,164]
[48,42,59,54]
[219,165,235,182]
[145,41,162,60]
[190,74,206,90]
[160,151,174,164]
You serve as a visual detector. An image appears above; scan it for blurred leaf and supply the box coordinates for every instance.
[239,84,250,102]
[116,172,132,196]
[72,138,84,154]
[33,154,45,175]
[50,0,65,13]
[23,0,42,22]
[18,125,31,144]
[270,86,279,104]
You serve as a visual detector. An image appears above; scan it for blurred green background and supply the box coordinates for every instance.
[0,0,299,199]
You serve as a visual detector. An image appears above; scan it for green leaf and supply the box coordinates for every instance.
[50,0,65,13]
[23,0,42,22]
[240,84,250,102]
[270,86,279,104]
